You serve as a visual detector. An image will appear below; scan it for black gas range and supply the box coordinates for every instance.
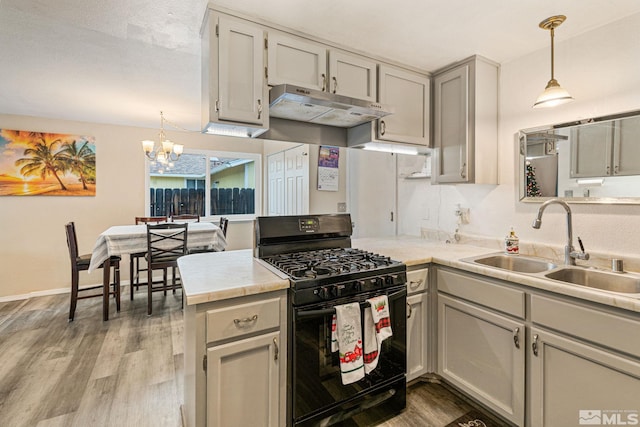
[255,214,407,427]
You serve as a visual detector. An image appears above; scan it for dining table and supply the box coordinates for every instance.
[89,222,227,320]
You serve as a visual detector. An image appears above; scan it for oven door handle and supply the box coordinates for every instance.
[296,288,406,318]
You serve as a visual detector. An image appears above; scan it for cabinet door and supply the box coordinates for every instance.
[377,65,429,146]
[267,33,327,90]
[433,65,469,183]
[328,51,376,101]
[217,16,266,125]
[347,149,396,237]
[207,331,281,427]
[613,115,640,176]
[438,294,525,426]
[407,292,429,381]
[530,327,640,427]
[570,123,613,177]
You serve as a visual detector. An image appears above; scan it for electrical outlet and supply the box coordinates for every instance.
[337,202,347,212]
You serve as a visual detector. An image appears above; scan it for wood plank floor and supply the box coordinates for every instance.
[0,289,503,427]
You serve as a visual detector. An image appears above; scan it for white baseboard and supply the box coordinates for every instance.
[0,279,138,303]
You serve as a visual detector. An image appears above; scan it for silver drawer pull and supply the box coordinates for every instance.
[513,327,520,349]
[409,279,423,289]
[406,301,412,319]
[233,314,258,326]
[273,337,279,361]
[532,334,539,356]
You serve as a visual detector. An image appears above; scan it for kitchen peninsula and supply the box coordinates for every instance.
[179,237,640,426]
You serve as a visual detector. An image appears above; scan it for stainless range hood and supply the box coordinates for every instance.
[269,84,393,128]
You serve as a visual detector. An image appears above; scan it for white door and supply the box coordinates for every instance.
[347,149,396,237]
[284,144,309,215]
[267,151,285,216]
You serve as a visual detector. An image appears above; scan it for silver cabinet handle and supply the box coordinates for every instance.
[532,334,539,356]
[321,73,326,91]
[380,120,386,135]
[614,165,619,174]
[606,165,611,175]
[513,327,520,349]
[460,163,466,179]
[332,76,338,94]
[406,301,412,319]
[257,99,262,119]
[233,314,258,326]
[273,337,279,361]
[408,279,423,290]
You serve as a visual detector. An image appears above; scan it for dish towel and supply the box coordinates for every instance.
[332,302,365,385]
[363,295,393,374]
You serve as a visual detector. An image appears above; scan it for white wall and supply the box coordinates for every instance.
[411,12,640,256]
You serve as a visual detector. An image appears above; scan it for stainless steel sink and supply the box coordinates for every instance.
[545,268,640,294]
[465,254,558,273]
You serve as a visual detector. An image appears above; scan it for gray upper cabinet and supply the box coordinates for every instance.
[377,65,430,146]
[571,115,640,177]
[328,51,376,101]
[267,33,326,90]
[268,32,377,102]
[202,12,268,135]
[432,56,498,184]
[614,115,640,176]
[570,124,613,177]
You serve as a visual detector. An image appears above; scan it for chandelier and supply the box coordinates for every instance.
[141,111,184,164]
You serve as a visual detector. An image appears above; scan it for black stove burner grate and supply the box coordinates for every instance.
[263,248,396,280]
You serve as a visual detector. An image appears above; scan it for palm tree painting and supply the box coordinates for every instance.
[0,129,96,196]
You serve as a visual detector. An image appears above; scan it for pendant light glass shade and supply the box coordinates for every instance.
[533,15,574,109]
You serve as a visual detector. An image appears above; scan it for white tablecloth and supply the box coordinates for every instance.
[88,222,227,272]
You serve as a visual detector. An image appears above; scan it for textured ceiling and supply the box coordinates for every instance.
[1,0,639,131]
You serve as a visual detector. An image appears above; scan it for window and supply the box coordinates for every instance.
[145,150,261,219]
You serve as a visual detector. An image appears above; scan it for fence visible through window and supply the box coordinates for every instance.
[150,187,255,217]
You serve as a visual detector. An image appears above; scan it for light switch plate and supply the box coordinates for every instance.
[337,202,347,212]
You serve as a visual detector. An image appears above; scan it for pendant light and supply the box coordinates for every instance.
[533,15,574,108]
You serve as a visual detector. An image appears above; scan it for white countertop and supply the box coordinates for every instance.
[178,237,640,313]
[178,249,289,305]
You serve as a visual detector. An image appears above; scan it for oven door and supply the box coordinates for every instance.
[291,285,406,425]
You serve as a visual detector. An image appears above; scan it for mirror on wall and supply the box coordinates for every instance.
[519,110,640,204]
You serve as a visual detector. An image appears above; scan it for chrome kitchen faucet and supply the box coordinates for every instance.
[532,198,590,265]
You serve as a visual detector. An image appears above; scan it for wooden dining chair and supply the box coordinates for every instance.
[130,216,167,300]
[171,214,200,222]
[219,217,229,237]
[65,222,121,321]
[146,223,188,315]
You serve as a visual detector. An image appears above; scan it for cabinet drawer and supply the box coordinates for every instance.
[206,297,281,344]
[437,268,525,318]
[407,268,428,295]
[531,294,640,357]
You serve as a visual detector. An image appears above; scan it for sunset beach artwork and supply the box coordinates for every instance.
[0,129,96,196]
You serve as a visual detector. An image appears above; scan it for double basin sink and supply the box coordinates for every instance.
[462,253,640,295]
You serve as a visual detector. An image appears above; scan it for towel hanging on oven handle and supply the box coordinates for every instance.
[296,288,406,318]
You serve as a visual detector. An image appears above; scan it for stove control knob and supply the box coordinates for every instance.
[334,284,345,297]
[315,286,332,300]
[374,277,385,287]
[353,280,364,292]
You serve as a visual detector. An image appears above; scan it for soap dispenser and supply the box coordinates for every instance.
[505,227,519,255]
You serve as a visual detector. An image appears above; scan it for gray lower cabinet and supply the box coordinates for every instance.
[530,294,640,427]
[207,331,280,427]
[529,327,640,427]
[406,267,429,381]
[183,290,287,427]
[437,294,525,425]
